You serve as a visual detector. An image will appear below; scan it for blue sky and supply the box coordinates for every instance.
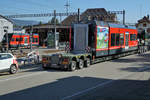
[0,0,150,23]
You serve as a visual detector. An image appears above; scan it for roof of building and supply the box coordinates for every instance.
[138,15,150,23]
[0,15,13,24]
[136,15,150,27]
[62,8,117,25]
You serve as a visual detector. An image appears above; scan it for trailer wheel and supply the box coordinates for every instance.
[85,58,90,67]
[69,61,76,71]
[78,59,84,69]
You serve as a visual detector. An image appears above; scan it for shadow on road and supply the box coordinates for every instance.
[0,76,150,100]
[110,52,150,73]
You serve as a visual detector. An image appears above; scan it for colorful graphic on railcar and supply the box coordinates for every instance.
[96,26,109,49]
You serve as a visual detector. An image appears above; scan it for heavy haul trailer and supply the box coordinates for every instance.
[42,21,138,71]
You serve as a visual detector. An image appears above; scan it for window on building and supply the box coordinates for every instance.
[143,23,147,27]
[111,33,116,46]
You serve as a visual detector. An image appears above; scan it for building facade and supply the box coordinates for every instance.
[136,15,150,45]
[136,15,150,34]
[62,8,117,25]
[0,15,13,41]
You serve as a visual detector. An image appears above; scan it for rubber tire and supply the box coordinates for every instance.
[85,58,90,67]
[42,67,48,70]
[42,64,49,70]
[69,61,76,71]
[78,59,84,69]
[10,65,18,74]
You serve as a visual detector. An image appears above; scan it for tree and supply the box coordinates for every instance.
[48,17,59,24]
[38,21,42,25]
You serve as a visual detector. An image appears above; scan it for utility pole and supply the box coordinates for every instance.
[123,10,125,25]
[30,25,33,52]
[3,27,8,53]
[5,30,8,53]
[54,10,58,49]
[78,8,80,23]
[64,0,70,16]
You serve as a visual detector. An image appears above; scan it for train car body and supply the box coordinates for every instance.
[10,33,29,48]
[2,33,39,48]
[31,33,39,47]
[87,21,138,58]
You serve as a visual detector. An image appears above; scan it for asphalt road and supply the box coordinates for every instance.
[0,52,150,100]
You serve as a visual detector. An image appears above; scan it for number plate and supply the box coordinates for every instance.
[62,61,68,65]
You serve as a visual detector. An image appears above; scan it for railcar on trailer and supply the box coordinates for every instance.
[42,21,138,71]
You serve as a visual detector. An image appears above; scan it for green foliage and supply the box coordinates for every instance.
[38,21,42,25]
[48,17,59,24]
[47,34,55,48]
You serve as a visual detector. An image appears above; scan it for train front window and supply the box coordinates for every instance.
[32,38,35,42]
[16,38,19,42]
[35,38,38,42]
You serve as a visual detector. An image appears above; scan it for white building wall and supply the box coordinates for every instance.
[137,23,150,32]
[0,17,13,42]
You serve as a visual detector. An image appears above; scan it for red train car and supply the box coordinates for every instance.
[9,33,29,48]
[2,33,39,48]
[70,21,138,58]
[94,21,138,57]
[32,33,39,47]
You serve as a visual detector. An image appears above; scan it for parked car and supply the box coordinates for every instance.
[0,53,18,74]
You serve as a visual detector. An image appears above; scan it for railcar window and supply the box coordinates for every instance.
[116,33,120,46]
[111,33,116,46]
[130,34,136,41]
[120,34,124,45]
[20,37,23,41]
[16,38,19,41]
[11,38,15,41]
[35,38,38,42]
[32,38,35,42]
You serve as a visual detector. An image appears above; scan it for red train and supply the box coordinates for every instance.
[2,33,39,48]
[70,21,138,58]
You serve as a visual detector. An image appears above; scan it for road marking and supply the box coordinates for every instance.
[61,66,150,100]
[0,71,46,82]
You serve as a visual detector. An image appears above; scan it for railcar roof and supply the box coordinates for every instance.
[93,21,136,29]
[108,23,136,29]
[8,33,39,35]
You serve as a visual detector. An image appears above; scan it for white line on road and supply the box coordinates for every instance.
[0,71,46,82]
[61,79,115,100]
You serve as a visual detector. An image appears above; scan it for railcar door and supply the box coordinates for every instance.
[24,37,28,46]
[125,32,129,50]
